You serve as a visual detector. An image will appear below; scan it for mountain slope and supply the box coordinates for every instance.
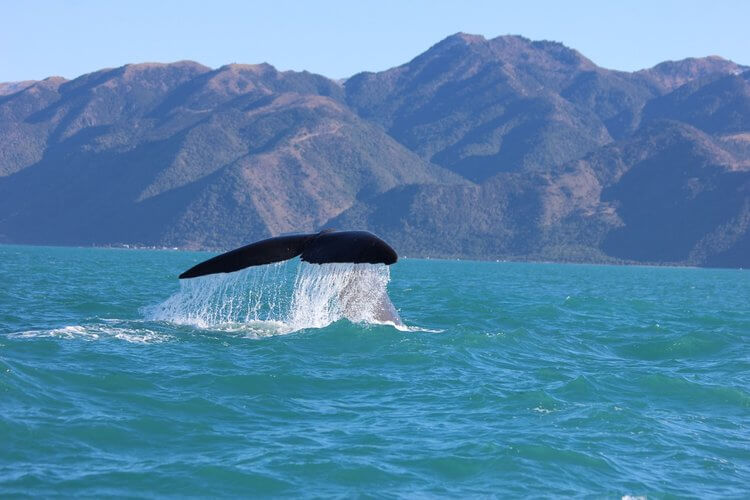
[332,120,750,266]
[0,63,461,249]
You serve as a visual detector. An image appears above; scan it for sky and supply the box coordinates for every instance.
[2,0,749,82]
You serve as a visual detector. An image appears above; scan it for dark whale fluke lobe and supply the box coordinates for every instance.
[179,230,397,279]
[178,234,313,279]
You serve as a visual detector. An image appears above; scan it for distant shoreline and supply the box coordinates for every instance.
[1,242,742,271]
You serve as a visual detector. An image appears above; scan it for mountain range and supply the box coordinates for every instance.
[1,33,749,267]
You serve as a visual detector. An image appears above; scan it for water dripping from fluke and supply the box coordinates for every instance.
[144,260,406,335]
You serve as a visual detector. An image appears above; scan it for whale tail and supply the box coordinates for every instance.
[179,230,397,279]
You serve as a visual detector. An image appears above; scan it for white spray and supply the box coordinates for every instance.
[145,260,403,333]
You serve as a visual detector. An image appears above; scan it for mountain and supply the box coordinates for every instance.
[0,62,460,249]
[1,34,748,266]
[345,34,613,182]
[338,38,750,266]
[343,33,737,181]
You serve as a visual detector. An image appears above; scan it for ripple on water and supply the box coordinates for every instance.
[2,247,749,497]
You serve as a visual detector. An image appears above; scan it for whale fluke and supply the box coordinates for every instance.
[179,230,397,279]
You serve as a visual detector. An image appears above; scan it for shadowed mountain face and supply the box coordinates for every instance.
[1,34,749,266]
[601,127,750,265]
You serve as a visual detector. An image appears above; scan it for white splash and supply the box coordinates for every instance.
[9,325,170,344]
[145,261,294,328]
[145,260,404,333]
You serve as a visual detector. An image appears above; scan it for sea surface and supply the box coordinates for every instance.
[1,244,749,498]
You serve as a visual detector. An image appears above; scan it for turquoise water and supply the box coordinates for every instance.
[1,245,749,497]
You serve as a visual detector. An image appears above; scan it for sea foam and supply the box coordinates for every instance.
[9,324,170,343]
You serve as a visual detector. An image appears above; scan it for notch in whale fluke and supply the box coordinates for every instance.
[179,230,397,279]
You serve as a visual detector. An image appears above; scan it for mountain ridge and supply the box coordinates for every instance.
[1,33,748,266]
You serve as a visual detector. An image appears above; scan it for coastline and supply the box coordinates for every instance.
[0,241,742,271]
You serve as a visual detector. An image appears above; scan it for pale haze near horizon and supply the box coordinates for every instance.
[2,0,749,83]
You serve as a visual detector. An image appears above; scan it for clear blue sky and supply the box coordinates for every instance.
[2,0,749,82]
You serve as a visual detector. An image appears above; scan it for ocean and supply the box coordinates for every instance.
[1,244,748,497]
